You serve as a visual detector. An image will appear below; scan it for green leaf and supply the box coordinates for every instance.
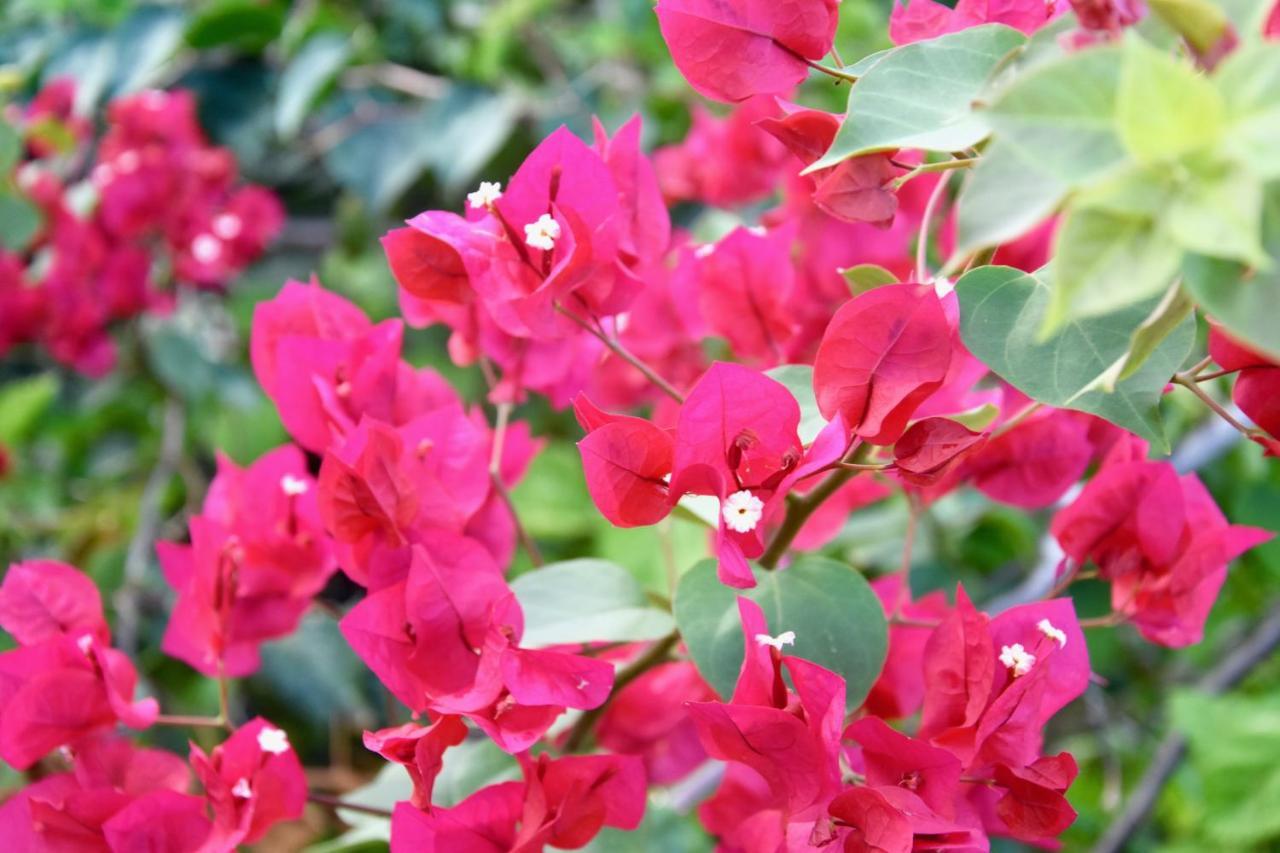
[1171,690,1280,847]
[984,45,1128,184]
[1214,44,1280,178]
[1109,283,1196,385]
[1117,34,1224,164]
[0,190,42,252]
[510,559,675,647]
[840,47,892,78]
[839,263,899,295]
[764,364,827,444]
[0,119,20,173]
[510,443,595,540]
[276,33,351,139]
[673,556,887,711]
[1047,203,1181,336]
[956,265,1195,450]
[0,373,58,444]
[955,139,1068,253]
[807,25,1027,171]
[108,6,187,95]
[1183,183,1280,361]
[433,737,520,807]
[582,798,714,852]
[1148,0,1231,53]
[186,0,286,52]
[1166,161,1268,267]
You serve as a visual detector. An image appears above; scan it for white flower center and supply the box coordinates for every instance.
[212,213,243,240]
[722,490,764,533]
[755,631,796,650]
[191,234,223,264]
[231,777,252,799]
[467,181,504,209]
[280,474,309,496]
[76,634,94,655]
[257,726,289,755]
[1037,618,1067,648]
[524,213,561,251]
[999,643,1036,677]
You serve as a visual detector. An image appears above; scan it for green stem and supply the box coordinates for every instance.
[759,443,871,569]
[893,156,979,189]
[562,632,680,753]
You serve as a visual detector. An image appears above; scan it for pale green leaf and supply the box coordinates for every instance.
[765,364,827,444]
[1167,162,1268,266]
[984,45,1128,184]
[1047,204,1181,337]
[1109,283,1196,385]
[955,139,1068,253]
[839,263,899,295]
[1214,43,1280,178]
[1183,183,1280,361]
[808,25,1026,171]
[276,33,351,138]
[510,559,675,647]
[1149,0,1231,53]
[1117,34,1224,164]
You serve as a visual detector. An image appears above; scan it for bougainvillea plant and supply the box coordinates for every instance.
[0,81,282,375]
[4,0,1280,850]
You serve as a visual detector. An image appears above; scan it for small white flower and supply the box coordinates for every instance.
[467,181,504,209]
[1037,618,1067,648]
[999,643,1036,677]
[257,726,290,755]
[231,777,252,799]
[524,213,561,251]
[191,233,223,265]
[755,631,796,651]
[280,474,309,496]
[212,213,243,240]
[721,490,764,534]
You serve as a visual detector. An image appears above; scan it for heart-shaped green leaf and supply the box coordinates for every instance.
[674,556,887,711]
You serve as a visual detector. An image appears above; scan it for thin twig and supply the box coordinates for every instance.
[116,397,186,657]
[991,400,1043,439]
[1173,374,1258,439]
[154,714,229,729]
[893,157,979,189]
[804,57,859,83]
[1079,612,1126,629]
[491,473,544,567]
[759,443,870,568]
[1093,602,1280,853]
[563,632,680,753]
[556,305,685,403]
[916,171,954,283]
[308,792,395,819]
[341,63,449,99]
[1194,367,1239,383]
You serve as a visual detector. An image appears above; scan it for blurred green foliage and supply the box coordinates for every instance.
[0,1,1278,851]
